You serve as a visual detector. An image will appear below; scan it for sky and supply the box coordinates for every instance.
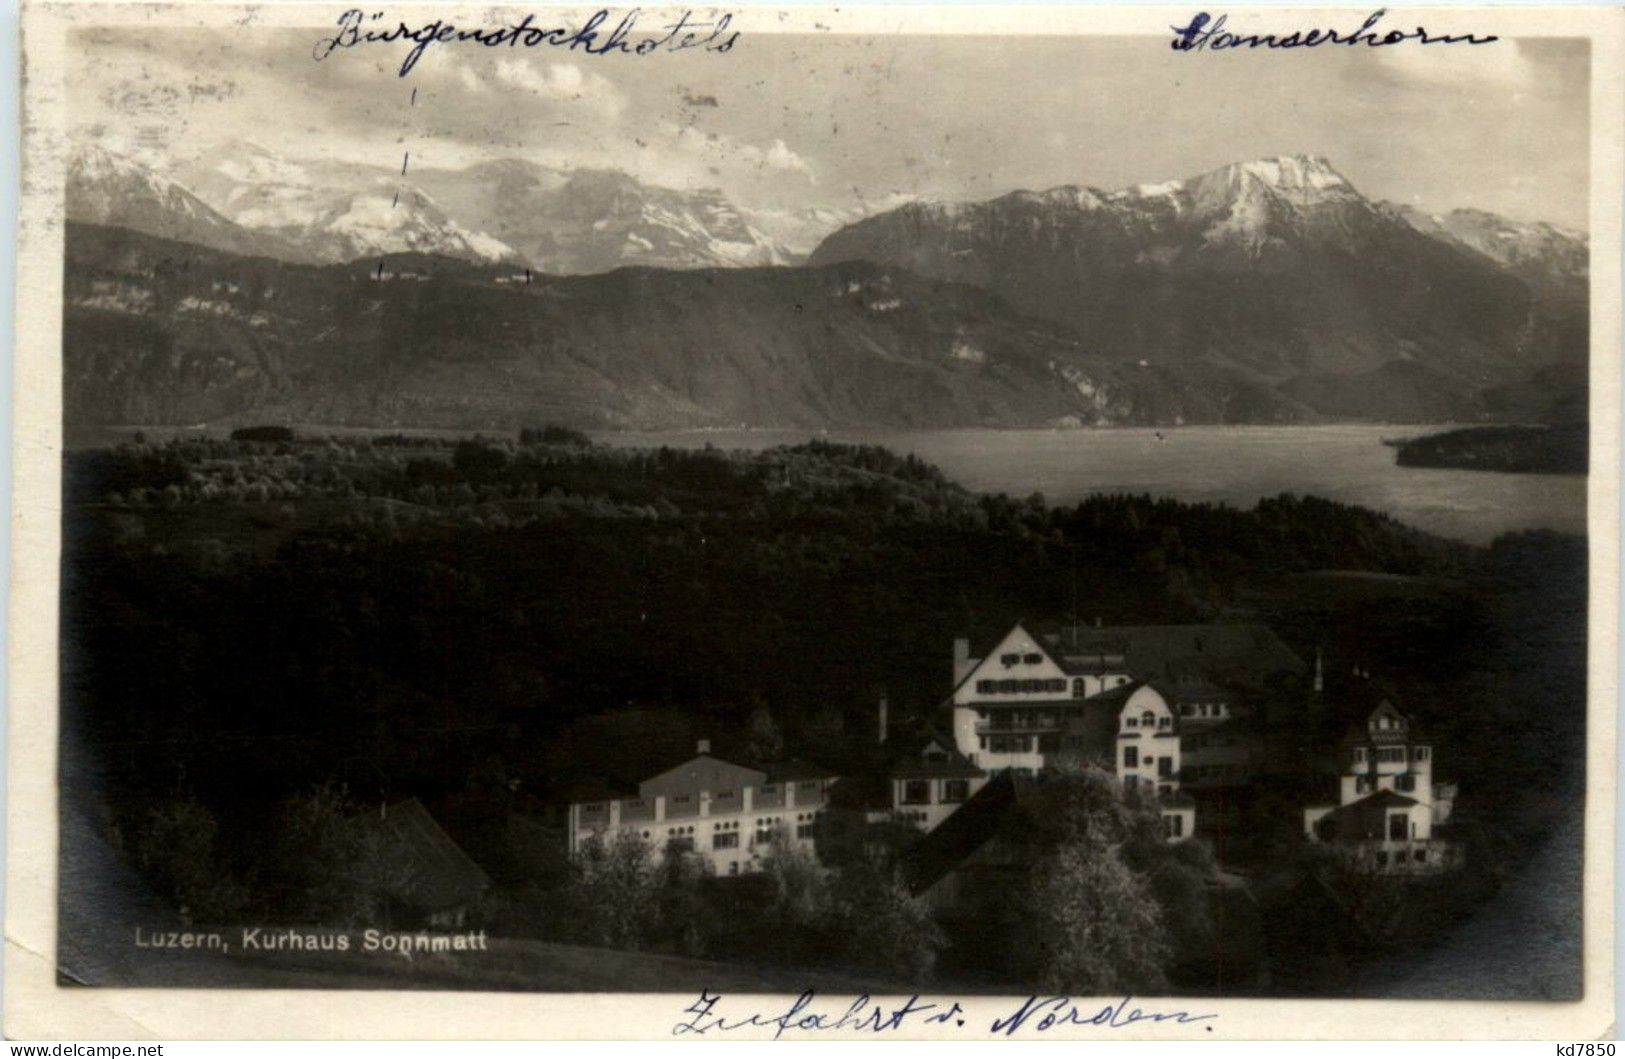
[73,22,1591,230]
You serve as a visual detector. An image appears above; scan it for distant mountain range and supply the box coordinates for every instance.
[62,145,1589,430]
[808,155,1587,424]
[72,142,803,273]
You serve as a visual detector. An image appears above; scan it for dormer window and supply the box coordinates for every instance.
[1141,711,1156,728]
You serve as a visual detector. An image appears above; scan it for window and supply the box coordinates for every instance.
[943,779,970,802]
[1048,678,1067,693]
[728,862,739,876]
[1072,679,1088,699]
[1158,757,1173,778]
[1397,774,1415,792]
[1126,716,1138,729]
[1415,746,1430,761]
[1356,776,1373,793]
[714,832,739,849]
[1000,653,1020,666]
[1158,716,1171,729]
[1141,711,1156,728]
[1388,814,1407,841]
[976,680,995,694]
[797,823,816,840]
[669,836,695,853]
[1116,677,1128,686]
[1353,747,1367,764]
[1164,814,1184,838]
[1379,748,1405,763]
[902,780,930,805]
[1023,652,1043,665]
[1123,746,1139,768]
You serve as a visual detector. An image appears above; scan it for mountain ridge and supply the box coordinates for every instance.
[807,154,1587,424]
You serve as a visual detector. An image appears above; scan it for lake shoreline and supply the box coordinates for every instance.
[63,423,1585,546]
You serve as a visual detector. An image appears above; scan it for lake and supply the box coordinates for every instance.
[597,425,1587,546]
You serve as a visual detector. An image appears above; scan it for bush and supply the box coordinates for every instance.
[230,426,295,443]
[129,797,246,922]
[520,425,593,447]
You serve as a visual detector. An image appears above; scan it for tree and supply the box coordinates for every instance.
[1003,765,1201,993]
[1022,839,1172,994]
[745,704,784,762]
[130,796,246,922]
[827,846,944,982]
[762,825,829,929]
[260,785,414,926]
[566,830,658,950]
[652,847,717,957]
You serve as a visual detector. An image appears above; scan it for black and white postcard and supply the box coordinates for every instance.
[7,1,1623,1040]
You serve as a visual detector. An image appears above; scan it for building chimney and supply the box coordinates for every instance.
[696,738,711,756]
[953,637,970,683]
[878,693,889,745]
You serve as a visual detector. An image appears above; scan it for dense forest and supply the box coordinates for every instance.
[60,431,1587,990]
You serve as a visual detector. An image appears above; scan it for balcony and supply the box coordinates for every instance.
[974,712,1069,735]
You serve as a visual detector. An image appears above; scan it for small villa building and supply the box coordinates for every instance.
[1303,699,1458,873]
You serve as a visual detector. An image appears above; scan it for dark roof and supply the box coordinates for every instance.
[1314,789,1422,843]
[1150,677,1234,703]
[885,728,986,780]
[364,799,491,913]
[890,758,985,780]
[1029,623,1304,685]
[902,770,1026,895]
[765,758,840,784]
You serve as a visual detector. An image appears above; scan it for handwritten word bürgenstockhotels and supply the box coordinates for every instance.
[672,990,1218,1039]
[1169,8,1498,52]
[312,8,739,76]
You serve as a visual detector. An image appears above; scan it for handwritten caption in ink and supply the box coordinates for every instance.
[673,990,1219,1039]
[1169,8,1498,52]
[313,8,739,76]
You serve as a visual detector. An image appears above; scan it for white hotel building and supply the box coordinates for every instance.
[566,742,837,876]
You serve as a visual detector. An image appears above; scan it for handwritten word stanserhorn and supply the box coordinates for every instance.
[1170,8,1498,52]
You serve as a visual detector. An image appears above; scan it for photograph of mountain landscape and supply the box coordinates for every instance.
[31,5,1608,1031]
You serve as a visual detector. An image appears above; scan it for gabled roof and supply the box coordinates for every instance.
[1032,623,1303,682]
[886,728,985,780]
[1313,788,1424,843]
[362,798,491,913]
[637,753,768,798]
[765,758,840,784]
